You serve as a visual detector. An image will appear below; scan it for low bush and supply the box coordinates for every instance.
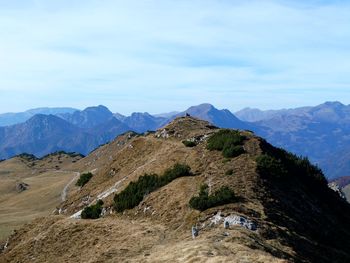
[256,155,287,178]
[76,172,93,187]
[81,200,104,219]
[189,184,236,211]
[223,145,245,158]
[256,145,327,185]
[207,129,245,158]
[225,169,234,176]
[16,153,38,161]
[114,163,192,212]
[182,140,197,147]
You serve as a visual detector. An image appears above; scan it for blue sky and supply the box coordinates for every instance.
[0,0,350,114]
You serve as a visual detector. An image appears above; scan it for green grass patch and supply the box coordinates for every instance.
[189,184,236,211]
[114,163,192,212]
[76,172,93,187]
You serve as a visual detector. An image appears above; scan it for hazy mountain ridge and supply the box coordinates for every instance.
[1,102,350,179]
[0,113,130,159]
[0,107,77,127]
[251,102,350,179]
[0,104,253,161]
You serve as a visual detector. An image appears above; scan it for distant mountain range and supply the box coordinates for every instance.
[236,102,350,179]
[0,107,77,126]
[1,102,350,180]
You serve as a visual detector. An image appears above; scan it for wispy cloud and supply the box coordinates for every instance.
[0,0,350,114]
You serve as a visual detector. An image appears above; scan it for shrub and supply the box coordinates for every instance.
[76,172,93,187]
[182,140,197,147]
[81,200,104,219]
[207,130,245,158]
[17,153,37,161]
[256,145,327,185]
[189,184,236,211]
[114,164,192,212]
[223,145,245,158]
[225,169,234,176]
[256,155,287,178]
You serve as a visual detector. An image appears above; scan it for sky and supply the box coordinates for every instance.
[1,0,350,114]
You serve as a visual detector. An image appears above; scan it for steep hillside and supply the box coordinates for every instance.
[0,152,83,240]
[248,102,350,179]
[1,117,350,263]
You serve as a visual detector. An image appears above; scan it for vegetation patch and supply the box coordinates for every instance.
[42,151,83,158]
[256,155,287,178]
[225,169,234,176]
[182,140,197,147]
[207,129,245,158]
[114,163,192,212]
[81,200,104,219]
[76,172,93,187]
[258,141,327,185]
[16,153,38,161]
[189,184,236,211]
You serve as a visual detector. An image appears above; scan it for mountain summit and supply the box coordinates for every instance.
[60,105,114,129]
[2,116,350,262]
[178,103,253,130]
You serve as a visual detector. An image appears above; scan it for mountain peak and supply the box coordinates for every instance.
[83,105,112,114]
[186,103,215,114]
[161,116,216,137]
[321,101,345,108]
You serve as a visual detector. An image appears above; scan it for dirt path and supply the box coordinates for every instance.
[61,172,80,202]
[70,176,128,219]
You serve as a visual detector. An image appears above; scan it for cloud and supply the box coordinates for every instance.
[0,0,350,113]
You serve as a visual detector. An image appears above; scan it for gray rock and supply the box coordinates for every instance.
[16,182,29,193]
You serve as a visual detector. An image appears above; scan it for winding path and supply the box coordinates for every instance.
[61,172,80,202]
[70,176,128,219]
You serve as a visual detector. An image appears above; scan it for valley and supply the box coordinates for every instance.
[0,152,82,240]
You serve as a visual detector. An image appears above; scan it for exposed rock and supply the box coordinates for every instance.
[192,226,199,239]
[209,211,257,231]
[328,182,346,199]
[155,129,169,139]
[15,182,29,193]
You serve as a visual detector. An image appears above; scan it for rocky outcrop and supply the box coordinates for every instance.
[15,182,29,193]
[328,182,346,199]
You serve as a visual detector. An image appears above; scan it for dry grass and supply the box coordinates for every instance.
[2,117,350,262]
[0,154,82,240]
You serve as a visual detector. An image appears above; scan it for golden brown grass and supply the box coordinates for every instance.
[0,154,82,240]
